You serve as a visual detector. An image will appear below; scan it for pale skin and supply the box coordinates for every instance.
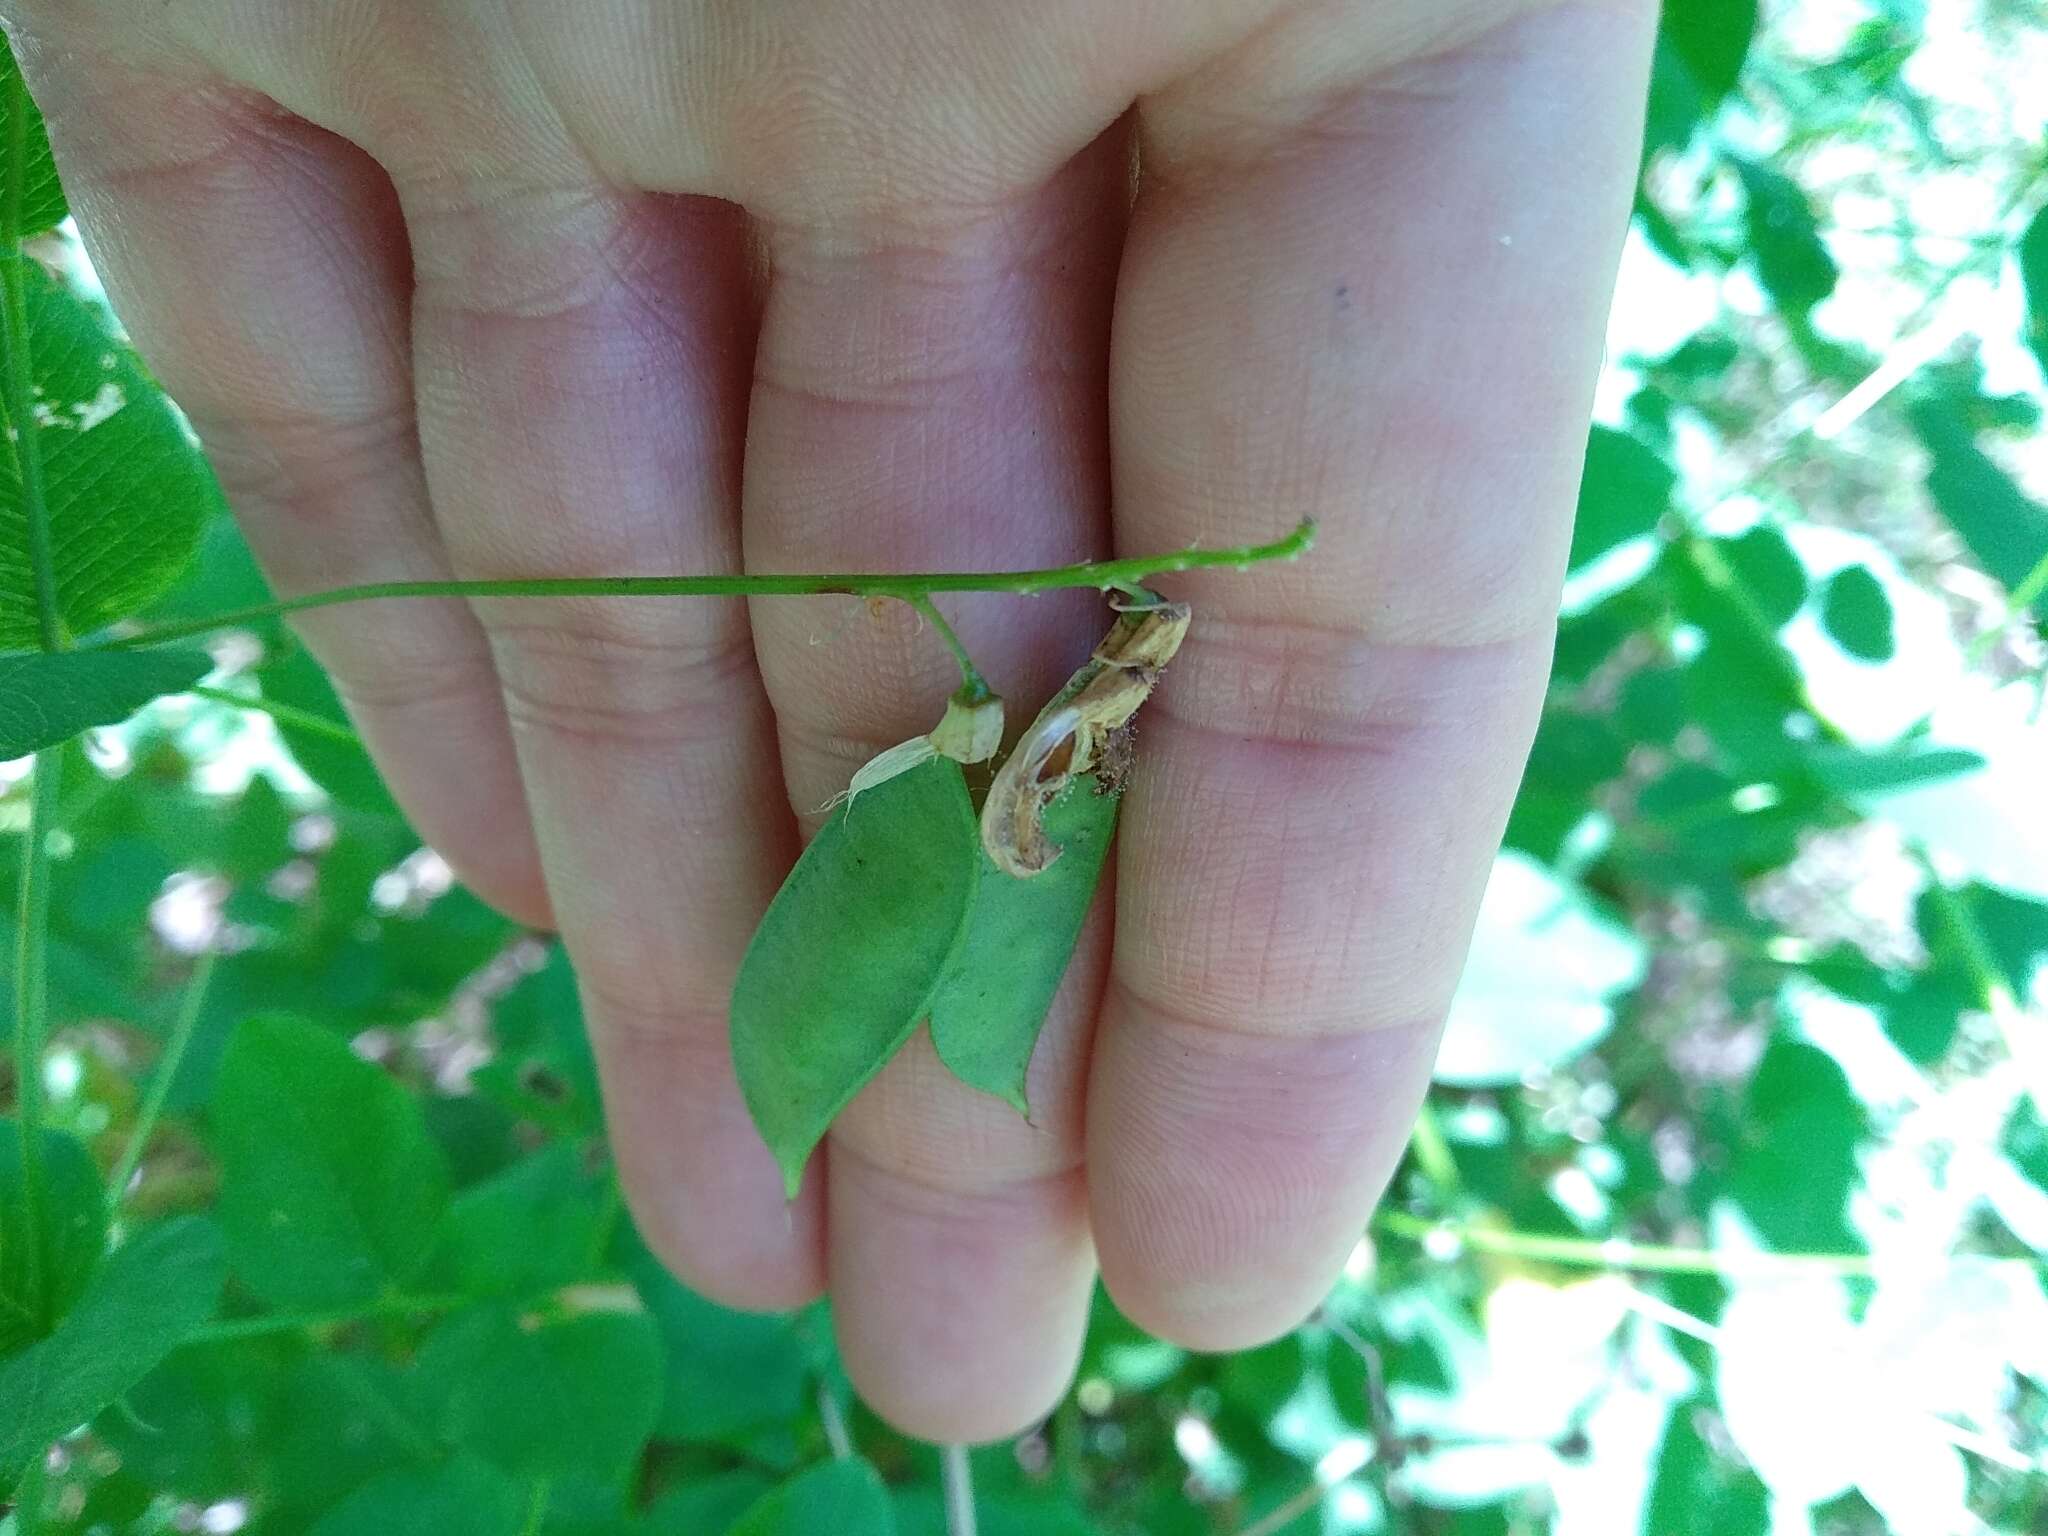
[8,0,1658,1440]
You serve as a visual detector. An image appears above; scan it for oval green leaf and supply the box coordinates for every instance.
[0,1120,106,1352]
[0,1216,226,1477]
[213,1014,451,1309]
[0,258,222,647]
[729,1458,896,1536]
[929,780,1119,1112]
[411,1305,664,1482]
[1818,564,1894,662]
[0,647,210,757]
[731,756,979,1196]
[307,1456,525,1536]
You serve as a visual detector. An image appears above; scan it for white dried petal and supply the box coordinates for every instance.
[818,735,938,815]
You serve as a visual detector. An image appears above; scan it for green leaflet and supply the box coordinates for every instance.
[212,1015,451,1309]
[1818,564,1894,661]
[1910,395,2048,620]
[1,43,68,240]
[729,1458,897,1536]
[1568,426,1674,571]
[2020,199,2048,376]
[410,1305,664,1482]
[731,757,980,1196]
[0,1216,225,1477]
[929,779,1120,1112]
[0,647,210,756]
[306,1456,525,1536]
[0,259,221,647]
[0,1121,106,1352]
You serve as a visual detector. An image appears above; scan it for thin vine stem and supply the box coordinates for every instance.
[940,1443,978,1536]
[185,1289,478,1346]
[96,522,1316,653]
[1373,1210,1886,1278]
[105,949,217,1212]
[908,595,991,701]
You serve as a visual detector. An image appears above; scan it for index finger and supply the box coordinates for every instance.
[1088,2,1658,1346]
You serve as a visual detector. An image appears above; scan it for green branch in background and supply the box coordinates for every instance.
[97,521,1317,652]
[105,950,217,1213]
[187,681,365,747]
[184,1289,479,1347]
[9,753,58,1328]
[1374,1210,1885,1279]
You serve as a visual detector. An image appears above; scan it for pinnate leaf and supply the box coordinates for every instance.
[929,780,1119,1111]
[0,647,209,757]
[0,1216,225,1476]
[213,1014,451,1309]
[732,757,980,1195]
[1,43,67,239]
[0,259,221,646]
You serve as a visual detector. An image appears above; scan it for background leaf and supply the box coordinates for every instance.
[2020,199,2048,377]
[1,43,68,238]
[0,1121,105,1351]
[1660,0,1759,104]
[1911,395,2048,617]
[628,1232,815,1446]
[731,757,979,1195]
[306,1455,525,1536]
[0,647,209,756]
[0,1216,225,1477]
[1568,426,1674,570]
[1738,161,1839,313]
[213,1014,451,1309]
[1818,564,1895,661]
[729,1458,896,1536]
[0,259,221,647]
[411,1305,663,1483]
[929,781,1118,1111]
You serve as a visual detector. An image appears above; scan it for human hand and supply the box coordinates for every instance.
[8,0,1655,1439]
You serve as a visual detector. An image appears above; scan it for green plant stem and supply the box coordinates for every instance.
[99,522,1316,653]
[1374,1210,1883,1278]
[187,682,363,746]
[940,1444,977,1536]
[185,1289,477,1346]
[105,949,217,1211]
[10,752,57,1329]
[1966,541,2048,663]
[908,595,991,702]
